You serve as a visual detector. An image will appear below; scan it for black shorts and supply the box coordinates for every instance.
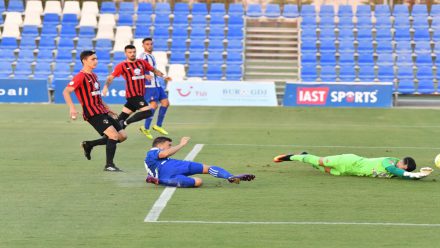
[124,96,148,112]
[87,114,122,136]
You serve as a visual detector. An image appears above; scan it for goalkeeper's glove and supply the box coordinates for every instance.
[419,167,434,176]
[403,171,427,179]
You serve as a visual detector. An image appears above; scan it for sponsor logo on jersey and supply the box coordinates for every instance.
[134,68,141,75]
[69,81,74,86]
[94,82,99,90]
[131,75,145,80]
[91,90,101,96]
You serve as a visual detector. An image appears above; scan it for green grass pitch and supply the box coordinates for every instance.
[1,104,440,247]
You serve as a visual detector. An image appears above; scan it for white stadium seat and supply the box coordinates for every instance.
[44,1,62,14]
[63,1,81,15]
[133,38,143,57]
[2,25,20,38]
[168,64,186,81]
[81,1,99,17]
[153,51,168,66]
[113,38,131,52]
[4,12,23,26]
[113,27,133,51]
[98,14,116,27]
[79,15,98,27]
[23,13,42,26]
[96,25,115,40]
[25,1,43,16]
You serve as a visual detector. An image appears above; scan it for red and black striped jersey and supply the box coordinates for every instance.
[67,71,108,120]
[111,59,154,98]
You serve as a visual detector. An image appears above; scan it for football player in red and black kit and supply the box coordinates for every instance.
[102,45,166,130]
[63,50,127,172]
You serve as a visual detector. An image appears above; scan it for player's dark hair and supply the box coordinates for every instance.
[124,44,136,51]
[142,37,153,43]
[80,50,96,65]
[152,137,172,147]
[403,157,416,172]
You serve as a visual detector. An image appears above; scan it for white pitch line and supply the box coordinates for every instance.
[144,144,204,223]
[151,220,440,227]
[206,143,440,150]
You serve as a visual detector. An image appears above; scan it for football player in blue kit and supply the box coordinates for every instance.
[144,136,255,187]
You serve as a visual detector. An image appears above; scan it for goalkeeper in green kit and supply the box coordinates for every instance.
[273,152,433,179]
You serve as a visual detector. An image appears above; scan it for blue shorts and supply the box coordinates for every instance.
[158,161,204,188]
[145,87,168,103]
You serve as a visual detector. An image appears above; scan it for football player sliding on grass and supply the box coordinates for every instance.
[144,136,255,187]
[273,152,433,179]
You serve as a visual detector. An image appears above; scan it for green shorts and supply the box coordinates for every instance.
[322,154,363,175]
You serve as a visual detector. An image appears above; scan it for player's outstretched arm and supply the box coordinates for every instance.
[102,75,115,96]
[63,86,78,120]
[158,137,190,158]
[385,165,431,180]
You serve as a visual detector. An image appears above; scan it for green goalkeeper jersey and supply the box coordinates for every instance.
[348,157,401,178]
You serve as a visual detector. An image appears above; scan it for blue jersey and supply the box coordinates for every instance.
[138,52,161,88]
[144,148,177,177]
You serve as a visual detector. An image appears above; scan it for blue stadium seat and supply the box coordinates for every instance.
[416,65,435,93]
[174,3,190,15]
[59,24,77,38]
[411,15,428,29]
[170,41,187,53]
[62,14,79,25]
[154,13,171,26]
[375,27,392,39]
[36,48,54,62]
[188,51,205,63]
[301,27,317,39]
[22,25,39,37]
[301,5,317,17]
[356,39,373,52]
[207,51,223,64]
[228,14,244,28]
[0,1,5,13]
[112,51,126,62]
[338,51,355,65]
[265,4,280,18]
[301,38,317,51]
[411,4,428,17]
[226,39,242,52]
[169,52,186,64]
[283,4,298,18]
[190,28,206,39]
[153,28,170,39]
[228,4,244,15]
[17,49,35,62]
[187,62,205,77]
[206,63,223,80]
[337,17,353,29]
[136,12,152,26]
[20,38,37,49]
[119,2,135,14]
[393,15,410,28]
[374,4,391,18]
[338,64,356,81]
[415,52,433,65]
[7,0,24,12]
[138,3,153,14]
[226,52,242,64]
[189,38,206,52]
[0,37,18,49]
[393,5,409,17]
[43,13,60,24]
[78,27,96,38]
[100,2,116,13]
[356,15,372,29]
[58,38,75,49]
[319,38,336,52]
[413,28,430,41]
[155,3,171,15]
[171,28,188,41]
[320,5,334,16]
[209,26,225,39]
[210,3,225,15]
[40,24,58,38]
[394,39,412,52]
[208,39,224,52]
[319,65,337,81]
[225,65,241,80]
[301,63,318,82]
[134,24,151,38]
[377,65,395,82]
[173,12,189,26]
[95,50,111,64]
[77,38,93,51]
[397,77,415,94]
[33,63,52,79]
[357,51,374,64]
[301,50,317,64]
[118,13,133,26]
[152,38,168,51]
[192,3,208,16]
[396,52,413,66]
[13,62,33,78]
[356,5,371,17]
[414,40,432,53]
[191,14,206,28]
[56,48,74,61]
[95,39,113,50]
[376,53,395,65]
[430,4,440,17]
[319,51,336,65]
[210,13,225,27]
[338,5,353,17]
[227,28,243,39]
[357,66,375,81]
[338,39,355,53]
[318,15,335,28]
[374,17,391,29]
[356,27,372,39]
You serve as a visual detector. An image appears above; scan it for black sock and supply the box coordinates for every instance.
[87,136,108,147]
[118,112,130,122]
[126,110,153,125]
[106,139,118,166]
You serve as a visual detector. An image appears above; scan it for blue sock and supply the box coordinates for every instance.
[157,106,168,127]
[208,166,233,179]
[143,109,155,129]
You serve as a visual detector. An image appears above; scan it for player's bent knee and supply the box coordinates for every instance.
[194,178,203,187]
[118,131,127,142]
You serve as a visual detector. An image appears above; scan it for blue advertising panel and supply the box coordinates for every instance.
[53,78,127,104]
[283,82,393,108]
[0,79,49,103]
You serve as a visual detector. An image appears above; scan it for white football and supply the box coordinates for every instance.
[434,154,440,168]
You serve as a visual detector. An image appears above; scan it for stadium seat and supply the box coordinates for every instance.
[301,50,317,64]
[411,4,428,17]
[337,16,353,29]
[206,63,223,80]
[319,51,336,65]
[376,53,395,66]
[356,51,374,65]
[319,38,336,52]
[191,14,207,29]
[76,38,93,51]
[228,14,244,29]
[300,63,318,81]
[138,3,153,14]
[33,63,52,79]
[98,14,116,27]
[393,5,409,17]
[319,65,337,81]
[416,65,435,93]
[100,2,116,13]
[190,28,206,40]
[374,4,391,18]
[61,13,79,25]
[228,4,244,16]
[188,51,205,63]
[168,64,186,81]
[226,39,243,52]
[95,50,112,64]
[207,51,223,64]
[0,1,5,14]
[301,4,317,17]
[43,13,60,25]
[283,4,298,18]
[169,52,186,64]
[81,1,99,17]
[4,12,23,26]
[187,62,205,77]
[318,15,335,28]
[226,52,242,65]
[246,4,262,17]
[0,37,18,49]
[210,3,225,15]
[155,3,171,15]
[119,2,134,13]
[7,0,24,12]
[356,39,373,52]
[134,24,151,38]
[63,1,81,15]
[208,39,224,52]
[20,38,37,49]
[189,38,206,52]
[13,62,33,78]
[117,13,133,26]
[192,3,208,17]
[415,52,433,65]
[17,49,36,62]
[209,13,225,28]
[338,5,353,17]
[22,25,39,37]
[394,39,412,52]
[338,51,355,65]
[225,65,242,80]
[413,27,430,41]
[357,66,376,81]
[174,3,190,15]
[96,26,115,40]
[356,5,371,17]
[79,15,98,27]
[414,40,431,53]
[338,64,356,81]
[78,26,96,38]
[58,38,75,49]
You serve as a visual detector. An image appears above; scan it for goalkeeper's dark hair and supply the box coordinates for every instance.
[80,50,96,65]
[152,137,172,147]
[403,157,416,172]
[142,37,153,43]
